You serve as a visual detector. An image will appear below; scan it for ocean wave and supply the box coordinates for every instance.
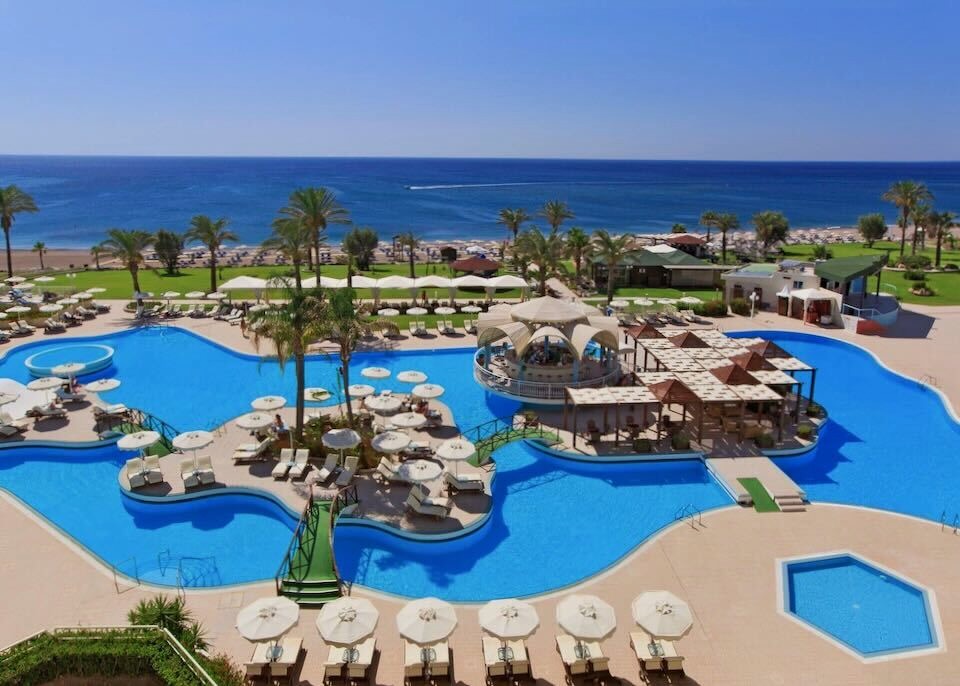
[406,182,549,191]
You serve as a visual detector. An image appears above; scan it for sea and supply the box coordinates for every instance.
[2,156,959,249]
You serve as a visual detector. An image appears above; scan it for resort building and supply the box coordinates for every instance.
[589,244,728,290]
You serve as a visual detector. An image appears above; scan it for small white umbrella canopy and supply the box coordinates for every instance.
[396,598,457,645]
[399,459,443,483]
[15,283,34,291]
[396,370,427,384]
[303,387,331,402]
[412,383,444,399]
[361,366,391,379]
[322,428,362,450]
[631,591,693,640]
[236,596,300,642]
[461,305,482,313]
[365,395,402,413]
[434,306,456,315]
[316,597,380,646]
[52,362,86,378]
[555,595,617,642]
[33,276,55,283]
[656,298,678,305]
[436,437,476,463]
[74,292,94,300]
[609,300,629,309]
[7,306,32,318]
[392,412,428,430]
[478,599,540,641]
[236,412,273,430]
[86,287,107,294]
[57,297,78,306]
[161,291,181,300]
[347,384,375,398]
[206,292,227,300]
[0,392,19,405]
[117,431,161,452]
[4,276,26,284]
[248,303,269,313]
[406,307,428,316]
[172,430,214,452]
[85,378,121,392]
[678,296,702,305]
[185,290,206,298]
[377,308,400,317]
[39,303,62,314]
[371,430,411,454]
[251,395,287,411]
[634,298,655,307]
[27,376,65,392]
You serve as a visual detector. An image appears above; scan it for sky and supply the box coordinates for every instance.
[2,0,959,160]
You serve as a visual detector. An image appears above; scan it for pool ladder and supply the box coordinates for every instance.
[940,510,960,534]
[674,504,703,529]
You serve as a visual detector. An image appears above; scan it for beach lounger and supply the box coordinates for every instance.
[416,320,427,336]
[75,305,97,319]
[376,456,409,484]
[435,320,446,336]
[27,404,67,420]
[412,482,452,510]
[347,636,376,679]
[91,301,111,313]
[408,321,419,336]
[0,411,30,436]
[180,457,200,488]
[195,454,215,484]
[403,640,425,679]
[271,448,296,479]
[444,471,485,493]
[444,319,455,334]
[232,436,274,462]
[482,636,507,678]
[288,449,311,479]
[405,491,449,519]
[556,635,589,676]
[0,329,9,342]
[314,453,339,482]
[324,646,346,680]
[508,639,530,676]
[126,458,148,489]
[92,397,130,417]
[143,454,164,484]
[55,387,86,403]
[335,455,359,487]
[44,318,66,333]
[10,321,34,336]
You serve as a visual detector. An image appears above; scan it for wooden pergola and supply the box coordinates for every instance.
[564,385,659,449]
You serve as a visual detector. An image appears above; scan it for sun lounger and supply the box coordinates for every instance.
[416,320,427,336]
[408,321,419,336]
[556,635,589,675]
[62,311,82,326]
[232,436,274,462]
[143,454,164,484]
[314,453,339,482]
[0,329,9,342]
[91,301,110,313]
[288,449,311,479]
[0,411,29,436]
[75,305,96,319]
[272,448,296,479]
[10,321,34,336]
[405,491,449,519]
[44,319,66,333]
[55,388,86,403]
[630,632,683,673]
[347,636,376,679]
[180,457,200,488]
[435,320,446,336]
[413,483,452,510]
[403,640,425,679]
[126,458,148,489]
[482,636,507,677]
[92,398,130,418]
[508,639,530,676]
[376,456,411,484]
[195,454,216,484]
[444,471,485,493]
[335,455,359,487]
[27,404,67,420]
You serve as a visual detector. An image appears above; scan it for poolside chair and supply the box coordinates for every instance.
[482,636,508,678]
[180,457,200,489]
[62,311,82,326]
[435,320,446,336]
[232,436,274,462]
[186,303,202,317]
[288,449,312,479]
[408,321,419,337]
[444,471,485,493]
[0,411,30,436]
[55,387,86,403]
[126,458,148,489]
[44,318,66,333]
[10,321,34,336]
[335,455,359,487]
[403,640,425,679]
[416,320,427,336]
[405,489,450,519]
[0,329,9,343]
[143,454,164,484]
[412,482,452,511]
[555,635,589,676]
[272,448,296,479]
[314,453,339,482]
[444,319,456,335]
[91,301,111,313]
[586,419,602,442]
[195,454,216,484]
[75,305,96,319]
[323,646,346,681]
[346,636,376,680]
[27,404,67,421]
[509,639,530,677]
[92,398,130,418]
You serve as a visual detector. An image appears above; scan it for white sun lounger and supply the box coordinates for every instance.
[126,458,148,489]
[335,455,359,487]
[232,436,274,462]
[143,454,164,484]
[375,457,411,484]
[272,448,296,479]
[444,471,485,493]
[314,453,339,482]
[195,454,216,484]
[288,449,312,479]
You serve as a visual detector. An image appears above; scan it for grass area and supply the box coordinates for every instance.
[876,270,960,306]
[738,477,780,512]
[287,500,335,581]
[781,239,960,265]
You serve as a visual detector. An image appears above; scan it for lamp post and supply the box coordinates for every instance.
[749,291,758,318]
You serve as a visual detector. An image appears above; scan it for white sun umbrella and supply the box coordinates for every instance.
[206,291,227,300]
[631,591,693,641]
[236,412,273,430]
[377,308,400,317]
[348,384,375,398]
[316,597,380,646]
[634,298,655,307]
[39,303,62,314]
[251,395,286,412]
[322,428,362,460]
[248,303,269,313]
[361,366,391,379]
[4,276,26,284]
[33,276,55,283]
[678,296,702,305]
[74,291,93,300]
[392,411,428,430]
[365,394,402,414]
[435,437,476,475]
[57,297,78,306]
[27,376,65,403]
[396,598,457,646]
[609,300,629,309]
[86,287,107,294]
[14,282,34,291]
[7,305,32,319]
[478,599,540,643]
[237,596,300,659]
[556,595,617,652]
[117,430,161,472]
[396,370,427,384]
[161,291,181,303]
[303,387,331,402]
[185,290,206,298]
[0,392,19,405]
[173,430,215,470]
[461,305,482,313]
[412,383,444,399]
[406,306,428,316]
[371,430,411,454]
[85,378,120,392]
[434,306,456,315]
[656,298,678,305]
[399,459,443,483]
[52,362,86,378]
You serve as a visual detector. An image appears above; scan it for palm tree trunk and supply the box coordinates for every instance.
[408,250,415,279]
[341,352,354,426]
[130,265,141,295]
[935,232,943,268]
[721,231,728,264]
[3,227,12,278]
[209,251,217,293]
[39,252,44,270]
[606,262,616,303]
[314,237,322,280]
[574,255,581,282]
[94,253,101,270]
[294,351,305,442]
[898,214,907,259]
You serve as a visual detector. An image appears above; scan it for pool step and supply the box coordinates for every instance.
[279,578,341,607]
[774,494,807,512]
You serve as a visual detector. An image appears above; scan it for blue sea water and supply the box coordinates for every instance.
[3,156,960,248]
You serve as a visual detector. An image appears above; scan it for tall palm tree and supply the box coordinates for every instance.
[497,208,529,243]
[591,229,633,303]
[509,243,531,280]
[883,180,933,260]
[185,215,238,293]
[248,288,326,442]
[516,227,568,296]
[752,211,790,253]
[565,227,592,284]
[281,187,351,280]
[930,211,958,268]
[99,229,154,296]
[715,213,740,263]
[0,185,39,277]
[540,200,574,234]
[699,210,720,243]
[911,203,931,254]
[90,244,105,270]
[263,217,312,292]
[32,241,46,269]
[342,227,379,272]
[397,232,420,278]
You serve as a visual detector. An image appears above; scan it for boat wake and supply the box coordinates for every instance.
[406,182,548,191]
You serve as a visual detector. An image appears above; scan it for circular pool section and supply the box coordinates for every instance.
[25,344,115,377]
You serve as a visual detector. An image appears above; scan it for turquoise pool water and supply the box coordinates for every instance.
[0,442,297,586]
[784,554,936,656]
[334,441,731,600]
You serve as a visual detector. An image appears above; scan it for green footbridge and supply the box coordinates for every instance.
[276,498,342,607]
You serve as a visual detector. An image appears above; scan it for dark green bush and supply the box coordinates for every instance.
[728,298,752,316]
[903,269,927,281]
[796,423,814,439]
[693,300,728,317]
[671,433,691,450]
[901,254,931,270]
[755,432,776,449]
[806,401,824,418]
[633,437,653,453]
[944,263,958,271]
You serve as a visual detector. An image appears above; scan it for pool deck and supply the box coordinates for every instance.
[3,301,960,684]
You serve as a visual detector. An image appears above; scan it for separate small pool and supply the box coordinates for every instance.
[782,553,940,659]
[24,344,114,377]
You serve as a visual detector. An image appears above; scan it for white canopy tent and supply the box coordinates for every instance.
[786,287,842,325]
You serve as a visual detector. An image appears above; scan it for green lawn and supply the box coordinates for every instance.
[780,239,960,265]
[738,477,780,512]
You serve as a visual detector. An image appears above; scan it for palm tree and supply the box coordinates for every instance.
[32,241,46,269]
[248,289,326,442]
[591,229,633,303]
[90,244,105,270]
[342,227,379,272]
[99,229,153,296]
[883,180,933,260]
[497,208,529,243]
[565,227,592,284]
[185,215,238,293]
[509,243,531,280]
[263,217,312,292]
[0,185,39,277]
[714,213,740,263]
[397,232,420,278]
[930,211,958,268]
[281,187,351,279]
[911,203,931,254]
[516,227,568,296]
[753,211,790,253]
[540,200,574,234]
[699,211,720,243]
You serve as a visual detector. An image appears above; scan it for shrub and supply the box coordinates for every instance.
[806,401,823,418]
[693,300,728,317]
[729,298,751,316]
[202,653,245,686]
[796,423,814,440]
[633,438,653,453]
[811,244,833,260]
[671,433,691,451]
[755,432,776,449]
[901,254,931,270]
[903,269,927,281]
[943,263,958,271]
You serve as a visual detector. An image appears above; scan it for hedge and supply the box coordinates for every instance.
[729,298,752,316]
[692,300,728,317]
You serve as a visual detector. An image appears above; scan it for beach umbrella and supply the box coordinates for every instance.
[161,291,181,303]
[52,362,86,378]
[27,376,64,392]
[74,292,93,300]
[434,306,456,315]
[364,394,402,414]
[248,303,269,313]
[631,591,693,640]
[435,437,476,475]
[251,395,286,412]
[236,596,300,647]
[678,296,702,305]
[406,307,428,316]
[85,378,121,392]
[610,300,629,309]
[461,305,482,313]
[412,383,444,399]
[236,412,273,430]
[556,595,616,644]
[7,306,31,319]
[347,384,375,398]
[399,459,443,483]
[173,429,215,470]
[396,370,427,384]
[15,283,35,292]
[392,412,428,430]
[322,428,362,451]
[361,366,391,379]
[303,387,331,402]
[316,597,379,646]
[117,430,161,452]
[57,297,78,306]
[377,308,400,316]
[39,304,62,314]
[4,276,26,284]
[396,598,457,645]
[185,290,206,298]
[371,430,411,454]
[633,298,655,307]
[479,599,540,641]
[206,292,227,300]
[86,287,107,294]
[656,298,678,305]
[0,392,19,405]
[33,276,55,283]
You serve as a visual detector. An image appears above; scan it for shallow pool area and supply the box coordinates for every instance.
[783,553,938,657]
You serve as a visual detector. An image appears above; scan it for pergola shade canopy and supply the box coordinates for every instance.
[814,254,886,284]
[669,331,709,349]
[649,379,700,405]
[450,256,501,272]
[729,351,777,371]
[747,340,791,358]
[625,323,664,340]
[711,364,760,385]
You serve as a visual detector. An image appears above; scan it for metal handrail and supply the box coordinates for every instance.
[112,556,139,593]
[126,408,180,452]
[474,359,621,400]
[274,492,314,594]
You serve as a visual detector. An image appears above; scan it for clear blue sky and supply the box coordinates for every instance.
[3,0,958,160]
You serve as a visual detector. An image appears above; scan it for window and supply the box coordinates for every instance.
[793,280,804,289]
